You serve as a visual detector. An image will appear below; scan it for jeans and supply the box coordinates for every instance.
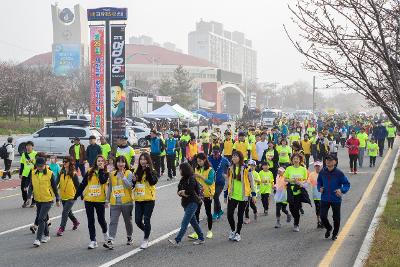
[289,196,301,226]
[2,159,12,178]
[75,161,86,177]
[166,154,176,178]
[175,202,204,243]
[195,197,213,230]
[202,143,209,156]
[311,144,318,160]
[60,200,77,228]
[320,201,341,236]
[261,193,270,211]
[358,147,365,168]
[275,202,288,217]
[387,137,394,149]
[378,139,385,156]
[213,184,224,215]
[84,201,108,241]
[227,199,247,234]
[150,154,161,177]
[135,201,155,239]
[35,202,52,241]
[109,204,133,239]
[349,154,358,171]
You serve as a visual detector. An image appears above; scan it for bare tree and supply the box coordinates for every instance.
[285,0,400,126]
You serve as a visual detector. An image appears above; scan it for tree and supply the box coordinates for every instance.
[157,75,175,97]
[173,65,194,108]
[286,0,400,126]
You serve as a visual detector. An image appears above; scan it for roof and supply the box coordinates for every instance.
[21,44,216,68]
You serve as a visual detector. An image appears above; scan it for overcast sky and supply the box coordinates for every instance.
[0,0,321,86]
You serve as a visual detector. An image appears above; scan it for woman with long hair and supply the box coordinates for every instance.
[261,141,279,182]
[103,156,134,249]
[75,155,109,249]
[224,151,256,242]
[283,153,308,232]
[188,153,215,240]
[169,163,205,246]
[57,156,80,236]
[133,152,158,249]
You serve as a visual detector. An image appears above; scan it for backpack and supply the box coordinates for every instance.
[0,144,9,159]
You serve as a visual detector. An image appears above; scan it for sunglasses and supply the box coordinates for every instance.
[63,160,69,163]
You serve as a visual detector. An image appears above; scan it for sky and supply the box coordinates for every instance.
[0,0,322,86]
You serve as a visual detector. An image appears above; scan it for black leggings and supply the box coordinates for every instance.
[195,197,213,230]
[135,201,155,239]
[261,193,270,211]
[314,200,321,216]
[245,197,258,218]
[84,201,107,242]
[289,196,301,226]
[370,156,376,166]
[227,199,247,234]
[275,202,288,217]
[349,154,358,171]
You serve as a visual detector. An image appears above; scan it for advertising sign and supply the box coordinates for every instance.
[110,25,126,144]
[87,7,128,21]
[89,26,105,134]
[52,43,81,76]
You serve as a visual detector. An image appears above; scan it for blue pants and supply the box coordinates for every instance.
[35,202,52,241]
[135,201,155,239]
[175,202,204,243]
[75,161,86,177]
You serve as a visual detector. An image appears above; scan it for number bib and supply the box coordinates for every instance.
[135,183,146,197]
[112,185,125,198]
[88,185,101,197]
[291,174,305,182]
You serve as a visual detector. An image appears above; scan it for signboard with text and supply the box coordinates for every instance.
[87,7,128,21]
[52,43,81,76]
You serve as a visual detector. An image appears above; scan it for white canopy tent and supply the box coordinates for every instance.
[143,104,182,119]
[172,104,195,121]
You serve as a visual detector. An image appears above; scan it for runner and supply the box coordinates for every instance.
[308,161,323,228]
[233,132,251,162]
[274,167,291,228]
[166,131,179,181]
[169,163,205,246]
[221,132,234,162]
[301,134,312,169]
[356,128,368,168]
[261,141,279,181]
[74,155,109,249]
[367,138,379,167]
[57,156,80,236]
[133,152,158,249]
[244,160,258,224]
[318,154,351,240]
[104,156,134,249]
[346,130,360,174]
[386,123,396,149]
[224,151,256,242]
[276,139,291,168]
[257,161,274,216]
[200,128,211,156]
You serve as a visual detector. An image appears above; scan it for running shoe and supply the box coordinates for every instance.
[22,202,28,208]
[72,220,80,230]
[30,225,37,234]
[212,213,218,221]
[233,233,241,242]
[228,231,236,241]
[325,228,332,238]
[293,225,300,232]
[300,208,304,215]
[274,221,281,228]
[331,235,337,241]
[244,218,250,224]
[33,240,40,247]
[103,240,114,249]
[317,222,324,229]
[254,213,258,221]
[126,237,133,245]
[188,232,198,240]
[56,227,64,236]
[286,214,292,223]
[88,241,98,249]
[193,239,205,245]
[41,236,50,243]
[264,210,268,216]
[168,239,180,246]
[103,232,109,242]
[206,231,213,239]
[140,239,149,249]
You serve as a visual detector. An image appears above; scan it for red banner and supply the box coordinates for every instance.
[90,26,105,134]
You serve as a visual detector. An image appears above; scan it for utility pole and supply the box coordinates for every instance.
[312,76,316,114]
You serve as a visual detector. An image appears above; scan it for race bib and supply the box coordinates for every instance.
[112,185,125,198]
[135,183,145,197]
[291,173,305,182]
[280,151,287,157]
[88,185,101,197]
[262,179,270,185]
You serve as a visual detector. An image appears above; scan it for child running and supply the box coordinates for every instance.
[274,167,291,228]
[258,162,274,216]
[367,138,379,167]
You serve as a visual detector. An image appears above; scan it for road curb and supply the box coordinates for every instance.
[353,142,400,267]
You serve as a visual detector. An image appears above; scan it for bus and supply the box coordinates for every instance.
[261,109,282,126]
[294,110,314,120]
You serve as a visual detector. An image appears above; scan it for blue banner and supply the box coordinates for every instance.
[52,44,81,76]
[87,7,128,21]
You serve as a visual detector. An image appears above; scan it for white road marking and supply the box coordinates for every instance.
[0,193,20,200]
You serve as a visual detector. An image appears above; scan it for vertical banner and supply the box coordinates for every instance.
[89,26,105,133]
[110,25,126,145]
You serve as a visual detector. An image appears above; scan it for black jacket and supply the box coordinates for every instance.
[86,144,102,167]
[178,176,199,208]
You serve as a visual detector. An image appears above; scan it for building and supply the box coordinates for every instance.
[129,35,182,53]
[188,20,257,82]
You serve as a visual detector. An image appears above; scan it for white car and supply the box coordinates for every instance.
[15,122,103,157]
[125,126,138,147]
[132,126,151,147]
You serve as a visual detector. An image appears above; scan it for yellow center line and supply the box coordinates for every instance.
[318,148,393,267]
[0,193,20,200]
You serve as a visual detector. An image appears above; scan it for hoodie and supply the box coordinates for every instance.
[317,167,350,203]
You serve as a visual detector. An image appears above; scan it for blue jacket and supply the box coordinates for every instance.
[373,126,388,140]
[317,167,350,203]
[166,138,178,155]
[86,144,102,167]
[150,137,163,155]
[208,155,230,186]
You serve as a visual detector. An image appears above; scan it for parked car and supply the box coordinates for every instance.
[125,126,138,147]
[127,117,151,128]
[15,120,103,157]
[131,126,151,147]
[67,114,91,121]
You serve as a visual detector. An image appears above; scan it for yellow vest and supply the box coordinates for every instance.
[195,167,215,198]
[59,171,77,201]
[227,166,251,199]
[32,169,55,202]
[134,173,156,201]
[109,170,134,205]
[84,171,107,202]
[223,139,234,156]
[251,143,258,160]
[234,141,249,159]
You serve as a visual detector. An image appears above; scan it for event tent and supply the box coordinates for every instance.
[172,104,195,120]
[143,104,182,119]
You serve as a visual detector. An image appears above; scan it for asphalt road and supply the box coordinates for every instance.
[0,140,397,267]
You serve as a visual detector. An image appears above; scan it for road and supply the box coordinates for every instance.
[0,137,397,267]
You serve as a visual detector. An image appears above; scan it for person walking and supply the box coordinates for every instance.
[104,156,134,249]
[165,131,179,180]
[373,121,388,157]
[318,154,350,240]
[100,136,111,160]
[116,135,136,168]
[261,141,279,181]
[168,163,205,246]
[20,141,37,208]
[301,134,312,169]
[148,130,164,178]
[57,156,80,236]
[1,137,14,180]
[69,137,86,177]
[356,128,368,168]
[86,136,102,168]
[200,128,211,156]
[386,123,396,149]
[308,161,323,228]
[133,152,158,249]
[346,130,360,174]
[367,139,379,167]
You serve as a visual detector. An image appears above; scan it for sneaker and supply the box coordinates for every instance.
[274,221,281,228]
[369,165,372,168]
[218,210,224,218]
[317,222,324,229]
[22,202,28,208]
[254,213,258,221]
[233,233,241,242]
[331,235,338,241]
[325,228,332,238]
[103,240,114,249]
[264,210,268,216]
[72,221,80,230]
[244,218,250,224]
[286,214,292,223]
[88,241,98,249]
[193,239,205,245]
[206,231,213,239]
[188,232,198,240]
[126,237,133,245]
[33,239,41,247]
[30,225,37,234]
[56,227,64,236]
[300,208,304,215]
[168,239,180,246]
[41,236,50,243]
[293,225,300,232]
[212,213,218,221]
[140,239,149,249]
[228,231,236,241]
[30,203,36,208]
[103,232,109,242]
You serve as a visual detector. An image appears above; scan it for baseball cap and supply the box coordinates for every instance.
[248,159,256,166]
[325,154,337,161]
[73,137,80,141]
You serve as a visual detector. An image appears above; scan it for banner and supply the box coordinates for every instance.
[89,26,105,134]
[87,7,128,21]
[52,43,81,76]
[110,25,126,144]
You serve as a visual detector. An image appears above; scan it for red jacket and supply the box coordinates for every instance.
[346,137,360,155]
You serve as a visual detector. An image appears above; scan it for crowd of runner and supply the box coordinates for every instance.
[3,113,397,249]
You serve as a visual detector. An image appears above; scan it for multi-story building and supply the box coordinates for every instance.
[188,20,257,82]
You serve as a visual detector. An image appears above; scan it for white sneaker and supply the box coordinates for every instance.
[103,232,109,242]
[41,236,50,243]
[33,239,41,247]
[293,225,300,232]
[233,233,241,242]
[140,239,149,249]
[88,241,98,249]
[168,239,180,247]
[228,231,236,241]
